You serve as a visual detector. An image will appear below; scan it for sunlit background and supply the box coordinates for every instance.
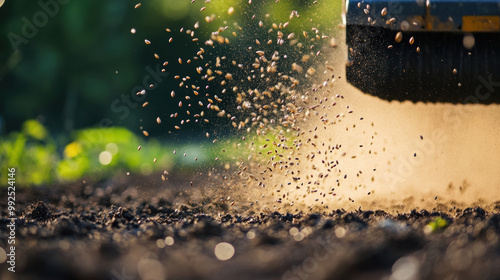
[0,0,342,185]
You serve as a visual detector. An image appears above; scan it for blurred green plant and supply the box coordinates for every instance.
[0,120,57,185]
[424,217,449,234]
[0,119,174,187]
[0,119,293,187]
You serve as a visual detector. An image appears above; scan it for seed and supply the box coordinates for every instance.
[452,68,457,75]
[134,3,141,9]
[381,7,387,16]
[130,28,136,34]
[157,117,161,124]
[142,102,148,107]
[228,7,234,15]
[153,158,157,163]
[143,130,149,137]
[169,37,173,43]
[395,32,403,43]
[138,145,142,151]
[171,91,175,97]
[409,36,414,44]
[145,39,151,45]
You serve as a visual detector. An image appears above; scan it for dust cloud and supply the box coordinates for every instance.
[202,28,500,214]
[289,34,500,212]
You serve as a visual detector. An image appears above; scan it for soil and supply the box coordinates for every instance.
[1,175,500,280]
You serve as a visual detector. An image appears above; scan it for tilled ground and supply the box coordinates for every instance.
[1,176,500,280]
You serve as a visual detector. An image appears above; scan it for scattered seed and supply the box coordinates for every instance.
[395,32,403,43]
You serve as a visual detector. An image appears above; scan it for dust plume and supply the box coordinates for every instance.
[250,30,500,213]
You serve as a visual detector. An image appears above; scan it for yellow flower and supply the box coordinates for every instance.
[64,142,82,158]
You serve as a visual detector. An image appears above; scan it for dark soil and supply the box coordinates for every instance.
[1,176,500,280]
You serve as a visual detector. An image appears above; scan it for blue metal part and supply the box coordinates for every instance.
[346,0,500,32]
[344,0,500,103]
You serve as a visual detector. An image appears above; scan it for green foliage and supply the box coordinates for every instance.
[424,217,449,233]
[0,120,173,187]
[0,120,57,185]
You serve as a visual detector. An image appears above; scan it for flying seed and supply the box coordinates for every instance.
[135,3,141,9]
[381,7,387,16]
[395,32,402,43]
[409,37,414,44]
[142,102,148,107]
[143,131,149,137]
[157,117,161,124]
[145,39,151,45]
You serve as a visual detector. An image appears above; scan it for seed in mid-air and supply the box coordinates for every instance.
[145,39,151,45]
[135,3,141,9]
[395,32,403,43]
[143,131,149,137]
[381,7,387,16]
[409,37,414,44]
[157,117,161,124]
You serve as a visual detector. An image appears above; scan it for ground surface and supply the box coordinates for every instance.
[1,175,500,280]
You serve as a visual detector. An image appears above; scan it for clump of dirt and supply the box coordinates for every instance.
[24,201,52,221]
